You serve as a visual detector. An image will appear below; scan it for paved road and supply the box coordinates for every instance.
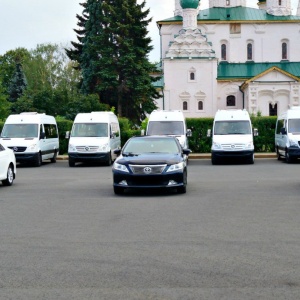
[0,159,300,299]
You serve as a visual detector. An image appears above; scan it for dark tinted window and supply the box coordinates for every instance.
[147,121,184,135]
[44,124,58,138]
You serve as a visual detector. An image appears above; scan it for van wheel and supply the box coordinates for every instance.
[211,154,218,165]
[285,150,293,163]
[2,165,14,186]
[106,152,112,166]
[35,153,42,167]
[51,151,57,163]
[69,159,75,167]
[247,154,254,164]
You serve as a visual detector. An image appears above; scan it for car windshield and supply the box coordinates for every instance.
[288,119,300,134]
[71,123,108,137]
[214,121,251,135]
[1,124,38,138]
[123,138,180,155]
[147,121,184,135]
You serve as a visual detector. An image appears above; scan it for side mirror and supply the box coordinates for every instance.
[182,148,191,156]
[207,129,212,137]
[114,148,121,156]
[280,127,287,135]
[65,131,70,139]
[186,129,192,137]
[253,128,259,137]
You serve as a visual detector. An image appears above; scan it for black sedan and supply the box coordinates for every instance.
[112,136,190,194]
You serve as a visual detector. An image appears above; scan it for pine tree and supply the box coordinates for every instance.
[8,62,27,103]
[66,0,160,123]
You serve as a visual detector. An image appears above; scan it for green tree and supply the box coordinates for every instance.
[0,81,10,120]
[66,0,160,123]
[8,62,27,103]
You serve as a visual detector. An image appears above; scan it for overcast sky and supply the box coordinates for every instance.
[0,0,298,62]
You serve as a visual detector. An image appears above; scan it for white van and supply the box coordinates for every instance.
[0,112,59,167]
[146,110,192,149]
[67,112,120,167]
[275,107,300,163]
[209,109,257,164]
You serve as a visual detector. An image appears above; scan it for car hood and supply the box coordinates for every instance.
[116,153,183,165]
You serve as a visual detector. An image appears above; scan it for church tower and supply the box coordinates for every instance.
[266,0,292,15]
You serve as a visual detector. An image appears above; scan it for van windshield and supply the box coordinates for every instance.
[71,123,108,137]
[147,121,184,135]
[1,124,38,138]
[288,119,300,134]
[214,121,251,135]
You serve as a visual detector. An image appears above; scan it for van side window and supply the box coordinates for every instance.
[44,124,58,138]
[276,119,284,134]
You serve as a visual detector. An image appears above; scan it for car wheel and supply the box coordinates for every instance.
[114,186,124,195]
[69,159,75,167]
[50,150,57,163]
[247,153,254,164]
[2,165,14,186]
[211,154,218,165]
[35,153,42,167]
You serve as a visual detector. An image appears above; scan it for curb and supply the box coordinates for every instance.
[57,153,277,160]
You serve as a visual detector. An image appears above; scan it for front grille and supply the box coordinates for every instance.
[76,146,99,152]
[129,164,167,175]
[8,146,27,153]
[221,144,245,151]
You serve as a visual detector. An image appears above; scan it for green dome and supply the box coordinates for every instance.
[180,0,199,9]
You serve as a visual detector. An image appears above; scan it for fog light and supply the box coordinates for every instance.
[119,180,128,186]
[168,180,177,186]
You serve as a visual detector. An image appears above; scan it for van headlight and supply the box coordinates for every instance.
[28,143,37,151]
[245,142,254,149]
[212,142,221,150]
[289,140,299,147]
[166,162,184,173]
[68,144,76,152]
[99,143,109,152]
[113,162,129,173]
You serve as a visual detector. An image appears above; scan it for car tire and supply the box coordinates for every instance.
[247,153,254,164]
[2,165,14,186]
[114,186,124,195]
[285,150,293,163]
[211,154,218,165]
[106,152,112,166]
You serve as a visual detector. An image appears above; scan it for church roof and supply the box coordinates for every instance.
[158,7,300,24]
[217,61,300,80]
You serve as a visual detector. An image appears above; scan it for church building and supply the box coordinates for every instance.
[155,0,300,117]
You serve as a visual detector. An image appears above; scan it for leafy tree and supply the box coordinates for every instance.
[66,0,160,123]
[0,82,10,120]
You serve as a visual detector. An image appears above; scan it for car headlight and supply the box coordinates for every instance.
[113,162,129,173]
[245,142,254,149]
[166,162,184,173]
[28,143,37,151]
[212,142,221,150]
[289,140,299,147]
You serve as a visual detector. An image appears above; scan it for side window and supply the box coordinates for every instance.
[44,124,58,138]
[111,123,120,137]
[40,125,44,139]
[226,95,236,107]
[276,119,284,134]
[282,42,287,60]
[221,44,227,61]
[183,101,188,111]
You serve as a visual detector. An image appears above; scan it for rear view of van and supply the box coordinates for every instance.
[275,107,300,163]
[67,112,120,167]
[0,112,59,167]
[210,109,256,164]
[146,110,191,149]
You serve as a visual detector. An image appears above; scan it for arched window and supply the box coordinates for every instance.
[198,101,203,110]
[190,72,195,80]
[282,42,287,60]
[221,44,227,61]
[183,101,188,111]
[269,103,277,116]
[226,95,236,107]
[247,43,253,60]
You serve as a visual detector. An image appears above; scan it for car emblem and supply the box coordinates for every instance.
[85,146,90,151]
[143,167,152,174]
[231,144,235,149]
[13,147,18,152]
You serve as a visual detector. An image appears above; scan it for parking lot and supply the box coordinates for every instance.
[1,159,300,299]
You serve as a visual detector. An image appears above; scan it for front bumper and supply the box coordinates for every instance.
[113,171,185,189]
[68,152,110,163]
[212,150,254,159]
[14,152,39,163]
